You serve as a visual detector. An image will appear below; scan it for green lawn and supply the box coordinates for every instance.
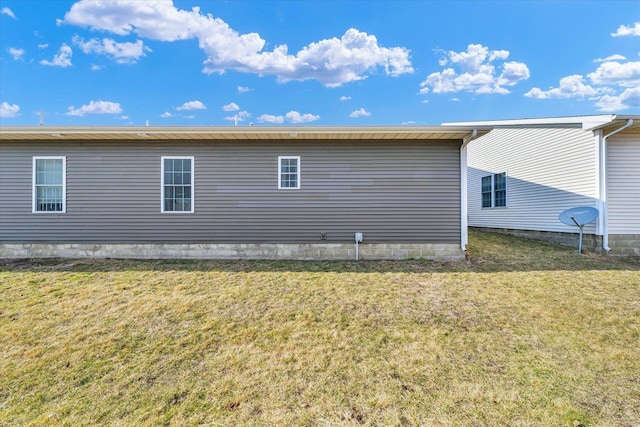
[1,231,639,426]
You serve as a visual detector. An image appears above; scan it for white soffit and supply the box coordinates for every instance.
[0,126,491,142]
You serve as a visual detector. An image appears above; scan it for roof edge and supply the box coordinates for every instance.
[442,114,625,131]
[0,125,492,141]
[0,124,488,133]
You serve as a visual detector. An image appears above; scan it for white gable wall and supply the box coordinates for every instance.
[607,135,640,234]
[467,127,598,233]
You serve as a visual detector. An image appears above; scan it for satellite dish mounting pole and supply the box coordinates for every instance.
[570,217,584,254]
[558,207,599,255]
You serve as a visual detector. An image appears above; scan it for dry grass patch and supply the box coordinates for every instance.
[1,231,639,426]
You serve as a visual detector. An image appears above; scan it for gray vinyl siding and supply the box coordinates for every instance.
[607,135,640,234]
[0,139,461,244]
[467,127,598,234]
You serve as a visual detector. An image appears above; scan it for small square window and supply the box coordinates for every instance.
[278,156,300,189]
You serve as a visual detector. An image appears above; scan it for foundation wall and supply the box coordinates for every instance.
[472,227,639,256]
[609,234,640,256]
[0,242,465,261]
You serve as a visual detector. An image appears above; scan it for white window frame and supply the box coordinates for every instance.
[161,156,195,213]
[32,156,66,213]
[278,156,301,190]
[493,172,507,208]
[481,175,493,209]
[481,172,508,209]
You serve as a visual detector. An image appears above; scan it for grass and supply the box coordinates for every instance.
[1,230,639,426]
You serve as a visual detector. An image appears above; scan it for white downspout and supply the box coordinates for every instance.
[460,129,478,252]
[600,118,633,252]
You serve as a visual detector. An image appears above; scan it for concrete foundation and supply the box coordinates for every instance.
[472,227,639,256]
[0,242,465,261]
[609,234,640,256]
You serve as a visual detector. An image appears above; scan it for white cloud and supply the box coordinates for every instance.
[525,75,604,99]
[401,121,416,125]
[38,43,49,49]
[611,22,640,37]
[40,44,73,67]
[0,102,20,117]
[176,100,206,111]
[339,96,351,101]
[349,108,371,118]
[420,44,529,95]
[257,110,320,123]
[160,111,172,118]
[497,61,531,87]
[66,100,122,116]
[90,64,102,71]
[285,111,320,123]
[257,114,284,124]
[1,7,16,19]
[587,61,640,88]
[595,87,640,111]
[594,54,626,63]
[224,110,250,122]
[62,0,413,87]
[8,47,25,60]
[525,56,640,111]
[72,36,150,64]
[237,86,250,93]
[222,102,240,112]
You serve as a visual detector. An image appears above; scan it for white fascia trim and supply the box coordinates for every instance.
[161,156,195,213]
[32,156,66,214]
[444,115,616,129]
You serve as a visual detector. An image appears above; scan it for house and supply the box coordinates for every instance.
[445,115,640,255]
[0,126,490,260]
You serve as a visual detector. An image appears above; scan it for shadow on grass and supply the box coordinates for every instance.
[1,231,639,274]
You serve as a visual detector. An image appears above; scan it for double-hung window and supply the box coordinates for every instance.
[278,156,300,189]
[162,156,194,213]
[33,156,66,213]
[481,172,507,208]
[493,172,506,207]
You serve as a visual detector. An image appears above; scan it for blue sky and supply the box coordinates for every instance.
[1,0,639,126]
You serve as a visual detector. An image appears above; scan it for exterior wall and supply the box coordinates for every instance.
[467,127,598,234]
[607,135,640,235]
[0,139,462,258]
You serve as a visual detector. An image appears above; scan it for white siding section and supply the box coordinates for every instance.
[607,135,640,234]
[467,127,598,233]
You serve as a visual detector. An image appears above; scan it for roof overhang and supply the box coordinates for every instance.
[598,116,640,135]
[443,114,640,134]
[0,125,492,142]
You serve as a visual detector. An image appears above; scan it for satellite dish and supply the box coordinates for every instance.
[559,207,599,227]
[558,206,599,254]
